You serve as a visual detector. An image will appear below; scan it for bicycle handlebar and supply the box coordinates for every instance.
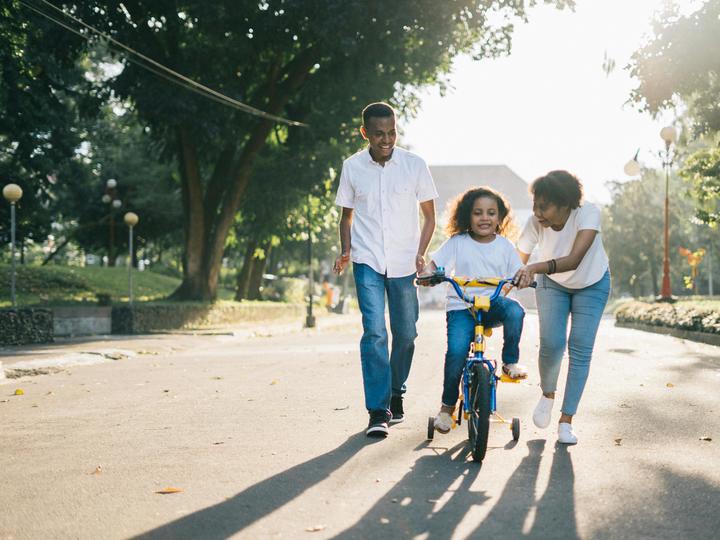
[415,267,537,306]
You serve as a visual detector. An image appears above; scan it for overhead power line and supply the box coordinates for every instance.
[19,0,306,127]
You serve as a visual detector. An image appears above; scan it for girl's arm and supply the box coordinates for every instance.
[514,230,597,287]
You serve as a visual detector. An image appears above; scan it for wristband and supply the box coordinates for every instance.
[547,259,557,274]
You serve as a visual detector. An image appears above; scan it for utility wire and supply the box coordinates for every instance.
[19,0,306,127]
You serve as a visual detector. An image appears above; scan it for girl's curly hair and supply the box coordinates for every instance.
[445,186,516,239]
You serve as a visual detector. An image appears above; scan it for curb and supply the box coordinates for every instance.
[615,320,720,347]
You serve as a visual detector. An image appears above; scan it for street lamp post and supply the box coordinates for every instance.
[659,125,678,301]
[305,198,315,328]
[3,183,23,308]
[124,212,139,305]
[102,179,122,267]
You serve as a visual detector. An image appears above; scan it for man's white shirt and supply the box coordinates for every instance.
[335,147,438,277]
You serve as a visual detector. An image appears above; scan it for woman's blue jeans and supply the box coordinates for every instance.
[441,296,525,407]
[535,271,610,416]
[353,263,419,412]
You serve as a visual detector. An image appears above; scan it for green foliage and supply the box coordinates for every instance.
[680,143,720,226]
[630,1,720,228]
[0,264,180,307]
[0,1,101,247]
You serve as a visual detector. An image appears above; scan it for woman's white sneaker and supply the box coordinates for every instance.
[558,422,578,445]
[533,395,554,428]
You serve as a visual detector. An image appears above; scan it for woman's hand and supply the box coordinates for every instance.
[415,254,426,274]
[513,265,535,289]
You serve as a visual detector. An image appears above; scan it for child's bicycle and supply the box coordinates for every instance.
[417,267,535,463]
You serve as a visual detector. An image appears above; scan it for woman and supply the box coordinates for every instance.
[514,170,610,445]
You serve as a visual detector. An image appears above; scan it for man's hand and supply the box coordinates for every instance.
[513,265,535,289]
[415,254,426,274]
[333,252,351,275]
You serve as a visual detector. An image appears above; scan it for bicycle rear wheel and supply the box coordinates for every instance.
[467,363,492,463]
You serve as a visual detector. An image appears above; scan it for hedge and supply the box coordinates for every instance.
[112,302,306,334]
[0,308,54,346]
[615,301,720,335]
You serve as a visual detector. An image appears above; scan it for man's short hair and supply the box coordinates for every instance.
[362,102,395,127]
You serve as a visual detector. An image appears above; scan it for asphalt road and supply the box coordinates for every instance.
[1,309,718,539]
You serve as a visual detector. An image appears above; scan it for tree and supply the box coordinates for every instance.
[603,171,702,298]
[630,1,720,228]
[0,1,100,258]
[62,0,572,300]
[54,106,182,265]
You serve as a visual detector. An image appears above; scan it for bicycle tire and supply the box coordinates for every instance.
[467,363,492,463]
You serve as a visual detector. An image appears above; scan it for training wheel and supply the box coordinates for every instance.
[427,417,435,440]
[511,417,520,441]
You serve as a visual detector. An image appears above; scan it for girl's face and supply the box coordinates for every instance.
[533,197,569,228]
[469,196,501,240]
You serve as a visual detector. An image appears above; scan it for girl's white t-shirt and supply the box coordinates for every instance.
[431,233,523,312]
[517,202,609,289]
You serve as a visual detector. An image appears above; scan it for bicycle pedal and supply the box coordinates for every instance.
[500,374,522,383]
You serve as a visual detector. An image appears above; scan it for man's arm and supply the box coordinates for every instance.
[333,207,353,274]
[416,199,436,273]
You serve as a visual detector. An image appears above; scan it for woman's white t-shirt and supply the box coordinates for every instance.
[431,233,523,312]
[517,202,609,289]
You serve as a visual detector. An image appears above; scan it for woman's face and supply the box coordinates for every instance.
[533,197,569,228]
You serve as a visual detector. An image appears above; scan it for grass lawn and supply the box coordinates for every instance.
[0,264,182,307]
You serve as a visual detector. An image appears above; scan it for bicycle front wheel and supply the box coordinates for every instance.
[467,363,492,463]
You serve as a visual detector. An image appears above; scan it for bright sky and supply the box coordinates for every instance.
[402,0,697,203]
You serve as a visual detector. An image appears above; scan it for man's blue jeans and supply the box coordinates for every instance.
[441,296,525,407]
[353,263,418,412]
[535,271,610,416]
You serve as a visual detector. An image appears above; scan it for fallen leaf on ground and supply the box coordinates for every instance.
[666,383,674,388]
[91,466,103,475]
[270,380,278,385]
[156,487,183,494]
[305,525,326,532]
[699,436,712,441]
[333,406,350,411]
[14,389,24,396]
[614,438,623,446]
[211,376,223,380]
[213,442,224,445]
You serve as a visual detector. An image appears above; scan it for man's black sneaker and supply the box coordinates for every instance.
[389,395,404,425]
[366,410,390,438]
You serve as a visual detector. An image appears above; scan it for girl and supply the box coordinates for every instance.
[514,170,610,445]
[421,186,526,434]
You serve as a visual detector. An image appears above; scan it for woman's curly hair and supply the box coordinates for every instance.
[530,170,583,209]
[445,186,516,239]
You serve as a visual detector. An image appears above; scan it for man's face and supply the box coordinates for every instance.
[360,115,397,160]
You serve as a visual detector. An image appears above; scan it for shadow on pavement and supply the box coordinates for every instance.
[132,432,371,540]
[331,441,483,539]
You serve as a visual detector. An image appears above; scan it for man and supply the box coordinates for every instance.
[334,102,437,438]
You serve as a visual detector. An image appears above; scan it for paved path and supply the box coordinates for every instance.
[1,310,718,539]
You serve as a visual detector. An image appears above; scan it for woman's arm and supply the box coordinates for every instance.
[514,230,598,287]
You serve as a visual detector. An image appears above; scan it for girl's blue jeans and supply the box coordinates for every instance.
[441,296,525,407]
[535,270,610,416]
[353,263,419,412]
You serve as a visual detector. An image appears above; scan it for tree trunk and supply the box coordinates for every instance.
[247,243,272,300]
[235,239,258,301]
[170,48,319,302]
[649,259,659,297]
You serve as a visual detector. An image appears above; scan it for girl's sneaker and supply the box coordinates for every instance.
[434,410,454,434]
[502,363,528,380]
[558,422,578,445]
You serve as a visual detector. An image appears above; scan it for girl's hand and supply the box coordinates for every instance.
[415,254,426,274]
[513,266,535,289]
